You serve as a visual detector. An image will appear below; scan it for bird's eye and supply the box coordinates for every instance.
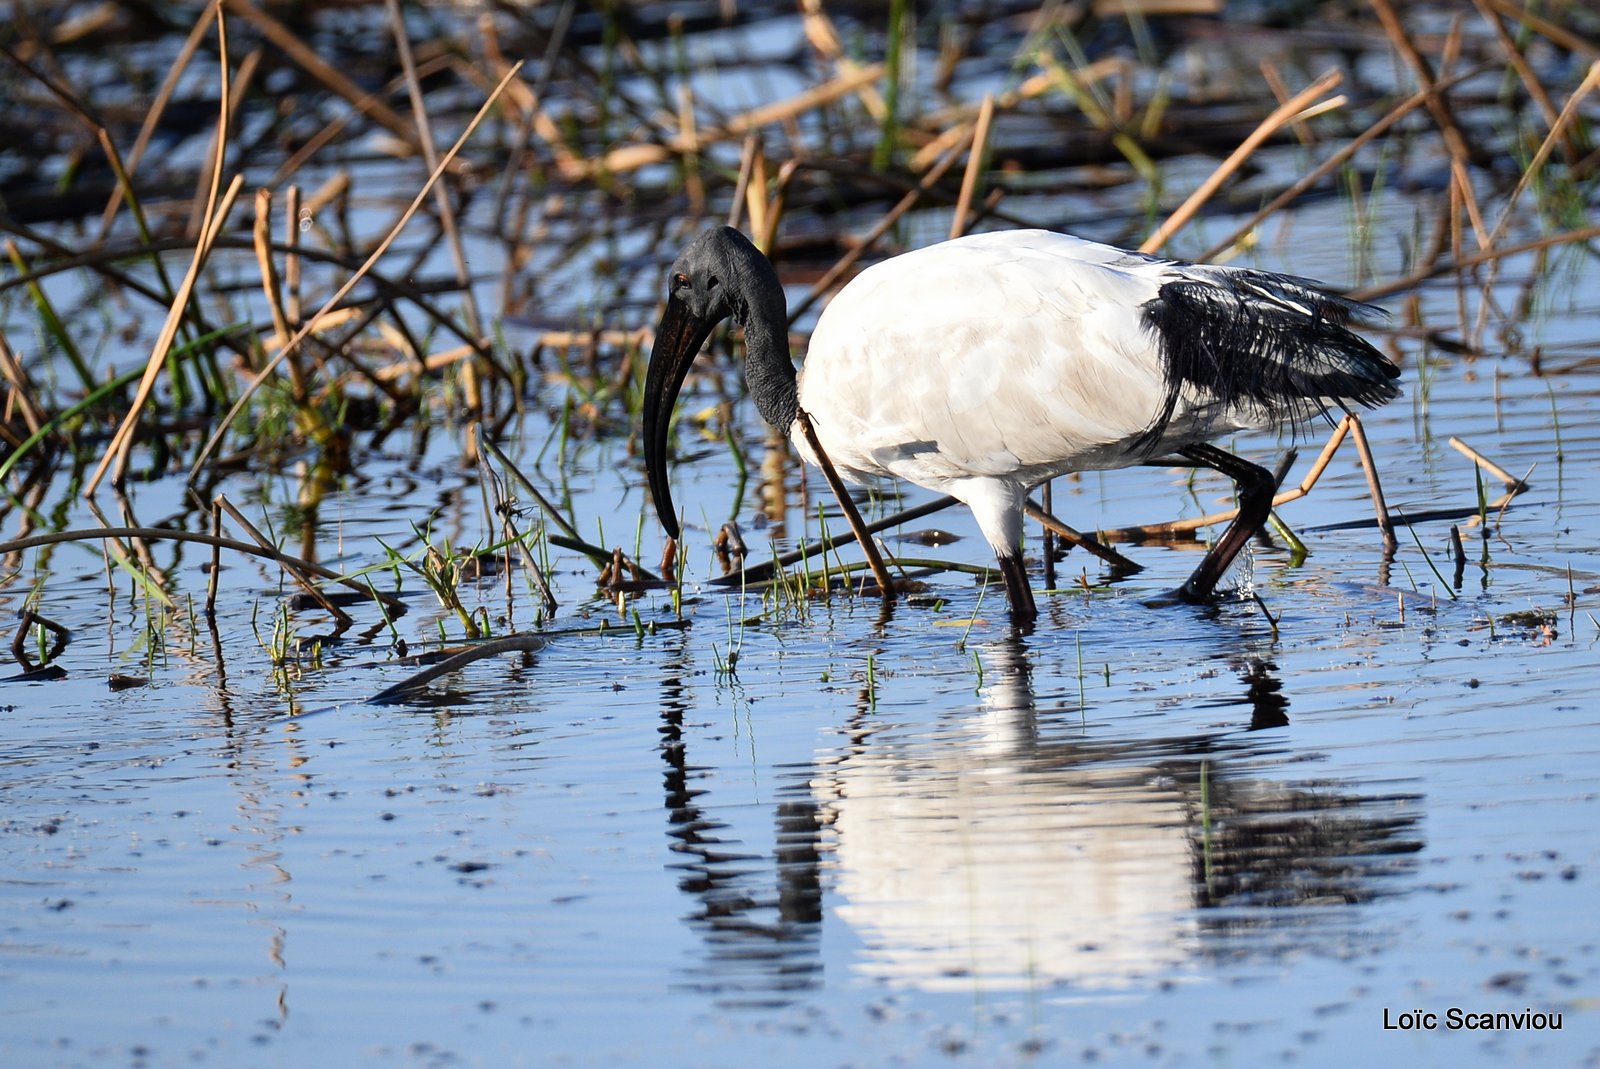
[672,272,689,290]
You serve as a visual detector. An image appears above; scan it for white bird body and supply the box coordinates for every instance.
[792,230,1368,564]
[643,226,1399,621]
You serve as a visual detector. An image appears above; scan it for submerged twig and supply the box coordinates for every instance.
[367,633,548,704]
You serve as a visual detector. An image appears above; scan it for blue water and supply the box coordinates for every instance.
[5,32,1600,1067]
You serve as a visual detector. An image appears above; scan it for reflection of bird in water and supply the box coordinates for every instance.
[810,637,1422,992]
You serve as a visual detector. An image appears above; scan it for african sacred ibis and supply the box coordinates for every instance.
[643,227,1400,621]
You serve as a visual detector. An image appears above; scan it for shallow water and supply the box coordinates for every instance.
[6,235,1599,1066]
[5,34,1600,1069]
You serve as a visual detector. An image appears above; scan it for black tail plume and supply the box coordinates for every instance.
[1137,269,1400,452]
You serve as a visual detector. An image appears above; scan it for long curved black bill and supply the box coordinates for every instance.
[643,295,718,541]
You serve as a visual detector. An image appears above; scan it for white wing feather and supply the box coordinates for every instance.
[798,231,1226,491]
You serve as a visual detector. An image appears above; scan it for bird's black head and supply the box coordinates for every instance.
[643,228,786,541]
[665,226,783,327]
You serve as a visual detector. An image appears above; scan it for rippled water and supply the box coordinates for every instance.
[7,316,1599,1068]
[5,86,1600,1069]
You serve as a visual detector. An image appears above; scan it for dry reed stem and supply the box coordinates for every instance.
[581,63,886,177]
[745,141,770,251]
[1486,59,1600,248]
[1260,60,1317,146]
[222,0,424,152]
[1471,59,1600,345]
[758,160,800,253]
[1199,65,1487,261]
[915,60,1118,166]
[789,124,978,323]
[727,134,760,229]
[188,46,259,239]
[1482,0,1600,59]
[909,120,980,171]
[299,171,350,219]
[90,6,238,494]
[1471,0,1578,165]
[370,343,478,383]
[187,62,525,482]
[215,494,352,626]
[478,23,583,180]
[1140,68,1344,254]
[95,3,216,242]
[949,94,995,240]
[1018,58,1130,154]
[265,56,451,186]
[1352,223,1600,302]
[1369,0,1489,249]
[1021,502,1141,570]
[374,318,420,364]
[5,232,487,353]
[10,44,192,305]
[677,82,706,215]
[1095,0,1221,13]
[801,0,888,120]
[284,185,302,323]
[206,501,222,617]
[385,0,484,423]
[260,307,364,350]
[543,328,655,350]
[795,409,898,599]
[386,0,482,346]
[252,190,296,391]
[1,230,464,358]
[0,332,45,437]
[88,174,244,495]
[1448,436,1526,489]
[47,4,120,43]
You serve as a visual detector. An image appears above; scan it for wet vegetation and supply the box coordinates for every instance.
[1,0,1596,682]
[4,5,1600,1063]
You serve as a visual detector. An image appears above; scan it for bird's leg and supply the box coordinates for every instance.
[794,409,899,600]
[995,549,1039,622]
[1174,443,1276,603]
